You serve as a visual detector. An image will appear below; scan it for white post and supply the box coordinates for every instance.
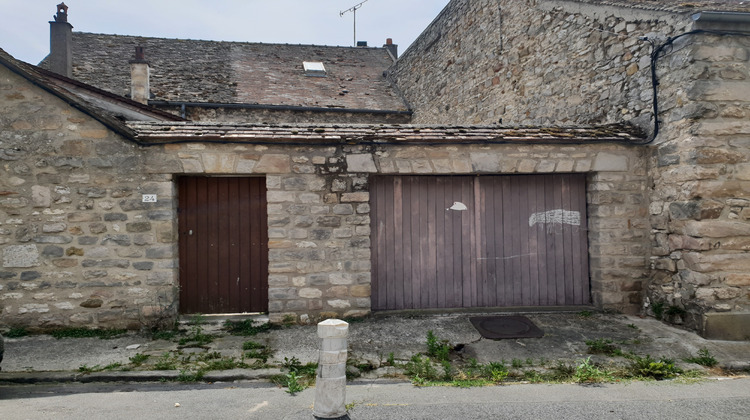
[313,319,349,419]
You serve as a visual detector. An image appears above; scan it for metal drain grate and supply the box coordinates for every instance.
[469,316,544,339]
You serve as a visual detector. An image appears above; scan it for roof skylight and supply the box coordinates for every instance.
[303,61,327,77]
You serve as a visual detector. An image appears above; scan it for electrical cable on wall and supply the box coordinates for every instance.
[639,29,750,145]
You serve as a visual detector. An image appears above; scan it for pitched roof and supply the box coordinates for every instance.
[570,0,750,13]
[0,48,182,139]
[126,121,646,146]
[43,33,407,112]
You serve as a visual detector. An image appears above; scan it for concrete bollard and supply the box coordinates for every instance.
[313,319,349,419]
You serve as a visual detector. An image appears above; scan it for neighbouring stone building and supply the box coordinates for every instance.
[40,3,409,124]
[1,0,749,340]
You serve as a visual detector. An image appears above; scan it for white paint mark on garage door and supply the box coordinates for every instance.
[528,209,581,227]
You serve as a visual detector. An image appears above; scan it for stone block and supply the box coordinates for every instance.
[133,261,154,271]
[327,299,351,309]
[81,259,130,268]
[146,246,174,259]
[52,258,78,268]
[3,244,39,267]
[104,213,128,222]
[326,286,349,298]
[126,222,152,233]
[285,299,308,311]
[42,223,67,233]
[267,191,295,203]
[80,298,103,308]
[724,273,750,286]
[41,245,64,258]
[683,252,750,272]
[684,220,750,237]
[146,210,172,221]
[254,154,291,173]
[202,154,237,173]
[268,275,289,286]
[102,235,131,246]
[19,303,50,314]
[332,204,354,215]
[317,216,341,227]
[346,154,378,173]
[31,186,51,208]
[669,201,700,220]
[78,237,98,245]
[592,153,628,172]
[668,235,711,251]
[350,285,371,297]
[702,312,750,341]
[300,288,323,298]
[693,45,749,62]
[68,213,102,222]
[341,192,369,202]
[146,271,173,286]
[269,287,298,300]
[690,148,744,165]
[470,153,501,172]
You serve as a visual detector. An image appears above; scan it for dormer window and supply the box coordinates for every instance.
[303,61,327,77]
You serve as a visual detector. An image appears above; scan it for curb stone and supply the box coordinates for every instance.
[0,367,285,385]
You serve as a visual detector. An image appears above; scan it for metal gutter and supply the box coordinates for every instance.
[692,11,750,31]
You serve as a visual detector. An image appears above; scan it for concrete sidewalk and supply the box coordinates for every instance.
[1,311,749,384]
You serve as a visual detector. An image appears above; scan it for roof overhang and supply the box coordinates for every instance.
[126,122,648,147]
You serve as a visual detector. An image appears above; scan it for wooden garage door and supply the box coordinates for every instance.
[178,177,268,314]
[370,174,590,310]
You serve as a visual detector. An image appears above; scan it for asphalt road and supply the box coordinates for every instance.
[1,377,749,419]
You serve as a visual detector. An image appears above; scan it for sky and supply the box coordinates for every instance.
[0,0,450,65]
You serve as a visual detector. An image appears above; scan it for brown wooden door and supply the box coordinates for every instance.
[370,174,589,310]
[178,177,268,314]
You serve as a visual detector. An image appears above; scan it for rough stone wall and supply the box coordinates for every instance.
[149,140,649,322]
[0,64,176,330]
[155,105,412,124]
[2,56,650,329]
[389,0,687,127]
[647,31,750,332]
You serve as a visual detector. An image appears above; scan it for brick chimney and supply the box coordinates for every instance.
[49,2,73,77]
[129,46,150,105]
[384,38,398,60]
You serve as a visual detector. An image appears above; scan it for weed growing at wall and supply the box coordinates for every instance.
[273,356,317,393]
[4,327,29,338]
[628,355,682,380]
[50,327,127,339]
[585,338,624,357]
[684,348,718,367]
[574,357,614,383]
[224,320,277,336]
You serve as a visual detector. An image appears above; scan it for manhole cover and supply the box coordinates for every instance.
[469,316,544,339]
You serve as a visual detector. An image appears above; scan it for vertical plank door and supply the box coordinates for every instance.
[178,177,268,314]
[371,174,589,310]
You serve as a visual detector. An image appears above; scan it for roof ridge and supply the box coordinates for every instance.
[73,31,388,50]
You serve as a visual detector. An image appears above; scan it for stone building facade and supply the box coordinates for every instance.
[3,0,749,339]
[1,52,649,328]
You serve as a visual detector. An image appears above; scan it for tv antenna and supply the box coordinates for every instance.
[340,0,369,47]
